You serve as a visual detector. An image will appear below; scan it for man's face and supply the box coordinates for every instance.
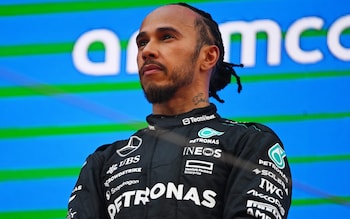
[136,5,200,104]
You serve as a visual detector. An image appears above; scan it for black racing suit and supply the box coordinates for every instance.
[67,104,292,219]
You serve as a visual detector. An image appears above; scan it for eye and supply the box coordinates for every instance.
[137,39,148,48]
[162,34,174,40]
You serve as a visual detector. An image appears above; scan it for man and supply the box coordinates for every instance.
[67,3,292,219]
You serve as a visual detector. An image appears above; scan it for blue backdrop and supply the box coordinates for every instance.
[0,0,349,218]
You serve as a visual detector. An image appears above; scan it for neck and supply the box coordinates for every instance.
[152,91,210,115]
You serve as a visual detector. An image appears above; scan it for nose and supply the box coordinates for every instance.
[141,41,158,60]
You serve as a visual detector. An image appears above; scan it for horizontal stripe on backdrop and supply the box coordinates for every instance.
[0,0,224,17]
[0,154,349,182]
[3,29,349,57]
[1,70,349,98]
[0,196,349,219]
[0,41,127,57]
[0,111,349,139]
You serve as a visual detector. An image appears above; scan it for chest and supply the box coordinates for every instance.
[105,128,232,188]
[101,128,232,217]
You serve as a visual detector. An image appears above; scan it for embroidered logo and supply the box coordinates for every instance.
[198,127,224,138]
[268,143,286,169]
[117,136,142,157]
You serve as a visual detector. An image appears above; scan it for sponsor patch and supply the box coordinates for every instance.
[66,208,77,219]
[197,127,224,138]
[268,143,286,169]
[104,167,142,187]
[117,136,142,157]
[247,200,282,219]
[183,146,222,158]
[182,114,216,125]
[107,182,217,218]
[184,160,214,175]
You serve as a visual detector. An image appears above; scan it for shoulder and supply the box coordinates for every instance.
[81,140,127,168]
[217,118,283,152]
[93,128,148,156]
[219,118,277,136]
[94,139,128,153]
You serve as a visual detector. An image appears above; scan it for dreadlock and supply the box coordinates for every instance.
[173,2,243,103]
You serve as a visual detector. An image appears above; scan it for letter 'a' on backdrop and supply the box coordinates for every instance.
[0,0,349,218]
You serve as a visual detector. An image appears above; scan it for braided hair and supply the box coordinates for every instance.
[173,2,243,103]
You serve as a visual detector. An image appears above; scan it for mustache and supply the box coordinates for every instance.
[140,60,166,74]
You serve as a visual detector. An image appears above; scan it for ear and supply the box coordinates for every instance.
[200,45,220,72]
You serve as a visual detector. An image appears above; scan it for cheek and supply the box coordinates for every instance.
[136,54,143,68]
[173,46,195,60]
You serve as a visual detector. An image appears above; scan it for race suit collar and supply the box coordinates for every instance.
[146,103,220,129]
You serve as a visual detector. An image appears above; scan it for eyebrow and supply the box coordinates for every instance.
[136,26,182,41]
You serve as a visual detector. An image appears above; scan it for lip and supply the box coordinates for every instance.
[142,64,162,76]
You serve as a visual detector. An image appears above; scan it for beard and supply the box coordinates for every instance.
[141,51,199,104]
[143,83,178,104]
[142,64,195,104]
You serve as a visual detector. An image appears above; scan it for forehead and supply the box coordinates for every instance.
[139,5,198,33]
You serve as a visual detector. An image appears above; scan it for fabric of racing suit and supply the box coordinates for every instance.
[67,104,292,219]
